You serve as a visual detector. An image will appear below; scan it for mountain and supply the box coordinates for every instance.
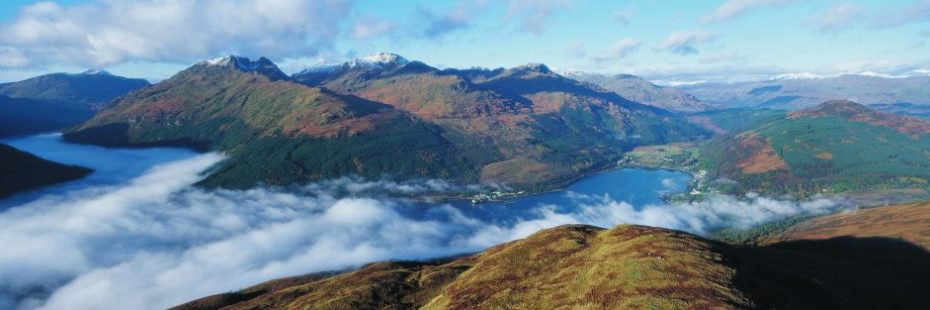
[700,100,930,197]
[563,72,711,112]
[66,54,709,190]
[0,95,94,138]
[678,74,930,110]
[0,143,91,197]
[293,53,709,187]
[0,69,150,109]
[0,70,149,137]
[769,201,930,250]
[172,224,930,310]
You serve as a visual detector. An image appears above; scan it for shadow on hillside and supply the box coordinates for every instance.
[728,236,930,310]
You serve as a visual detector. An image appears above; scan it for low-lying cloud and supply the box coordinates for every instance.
[0,153,845,309]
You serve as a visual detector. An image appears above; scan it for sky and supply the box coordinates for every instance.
[0,0,929,83]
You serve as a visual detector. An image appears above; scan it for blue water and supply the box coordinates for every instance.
[405,169,690,225]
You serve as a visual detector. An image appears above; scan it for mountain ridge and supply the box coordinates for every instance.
[66,54,709,189]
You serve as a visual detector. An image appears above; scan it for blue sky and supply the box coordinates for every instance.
[0,0,929,83]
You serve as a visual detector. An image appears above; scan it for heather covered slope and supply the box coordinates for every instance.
[68,54,708,189]
[770,201,930,250]
[0,143,91,197]
[172,224,930,310]
[295,54,709,187]
[65,56,475,188]
[700,100,930,197]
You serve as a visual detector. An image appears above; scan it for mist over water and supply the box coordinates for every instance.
[0,133,198,209]
[0,135,844,310]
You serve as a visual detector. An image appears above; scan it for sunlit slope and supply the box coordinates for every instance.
[68,55,708,189]
[701,100,930,196]
[172,224,930,309]
[295,54,710,187]
[770,201,930,250]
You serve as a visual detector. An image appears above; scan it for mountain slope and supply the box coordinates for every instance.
[700,100,930,196]
[0,70,150,109]
[770,201,930,250]
[0,143,91,197]
[172,224,930,310]
[0,95,94,138]
[679,74,930,110]
[65,56,475,189]
[564,72,711,112]
[0,71,149,137]
[67,54,708,190]
[294,54,710,187]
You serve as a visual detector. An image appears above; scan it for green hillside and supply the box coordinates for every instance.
[0,143,92,197]
[701,100,930,197]
[67,55,708,190]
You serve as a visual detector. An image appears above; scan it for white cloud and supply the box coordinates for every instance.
[703,0,794,23]
[612,10,632,26]
[566,41,587,57]
[0,0,353,68]
[350,15,396,40]
[590,38,642,63]
[655,30,718,55]
[873,0,930,29]
[506,0,575,34]
[0,139,846,309]
[809,2,863,33]
[699,51,747,64]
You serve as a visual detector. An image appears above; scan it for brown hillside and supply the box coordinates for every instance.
[172,224,930,309]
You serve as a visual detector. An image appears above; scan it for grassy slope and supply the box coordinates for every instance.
[301,62,710,188]
[700,101,930,197]
[767,201,930,249]
[0,143,92,197]
[65,64,479,189]
[70,58,708,190]
[171,224,930,310]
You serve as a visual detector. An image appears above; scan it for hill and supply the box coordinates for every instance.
[66,54,708,189]
[700,100,930,197]
[0,95,94,138]
[0,70,149,137]
[678,74,930,110]
[769,201,930,250]
[0,70,149,109]
[171,224,930,310]
[0,143,92,197]
[563,72,711,112]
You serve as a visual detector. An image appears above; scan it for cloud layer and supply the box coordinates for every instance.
[655,30,718,55]
[0,0,352,68]
[0,147,846,309]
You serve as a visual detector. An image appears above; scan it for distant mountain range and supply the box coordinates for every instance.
[562,72,712,112]
[699,100,930,197]
[0,70,149,138]
[678,74,930,110]
[0,70,150,109]
[172,223,930,309]
[65,53,709,189]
